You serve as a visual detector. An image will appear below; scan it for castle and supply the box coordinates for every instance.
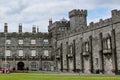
[0,9,120,74]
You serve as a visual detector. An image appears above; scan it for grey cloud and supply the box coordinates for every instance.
[0,0,120,32]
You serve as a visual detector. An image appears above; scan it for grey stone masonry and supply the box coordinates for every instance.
[1,9,120,75]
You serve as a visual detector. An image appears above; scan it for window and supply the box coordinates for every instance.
[18,40,23,44]
[107,38,111,49]
[43,39,49,44]
[96,58,98,65]
[103,38,111,50]
[70,46,72,54]
[18,50,23,56]
[31,62,38,70]
[31,50,36,56]
[5,50,11,56]
[44,50,49,56]
[85,42,89,52]
[6,40,11,44]
[31,40,36,44]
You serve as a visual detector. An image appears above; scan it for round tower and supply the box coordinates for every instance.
[69,9,87,30]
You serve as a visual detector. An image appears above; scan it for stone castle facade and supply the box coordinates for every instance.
[0,9,120,74]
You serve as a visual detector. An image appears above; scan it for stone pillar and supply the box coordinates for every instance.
[99,33,104,73]
[73,40,76,72]
[111,29,118,74]
[80,38,84,73]
[60,43,63,71]
[66,42,69,71]
[4,23,8,33]
[19,23,22,33]
[89,36,93,73]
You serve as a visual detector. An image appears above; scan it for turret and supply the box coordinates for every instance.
[4,23,8,33]
[69,9,87,30]
[111,9,120,18]
[49,18,52,26]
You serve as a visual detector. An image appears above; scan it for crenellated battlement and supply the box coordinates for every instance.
[111,9,120,17]
[69,9,87,18]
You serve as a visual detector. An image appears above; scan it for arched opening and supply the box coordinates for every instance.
[17,62,24,70]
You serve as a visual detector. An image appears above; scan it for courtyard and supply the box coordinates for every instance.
[0,72,120,80]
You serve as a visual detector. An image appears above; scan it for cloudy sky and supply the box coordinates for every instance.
[0,0,120,32]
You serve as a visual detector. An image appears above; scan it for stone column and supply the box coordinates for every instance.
[66,42,69,71]
[80,38,84,73]
[99,33,104,73]
[60,43,63,71]
[111,29,118,74]
[73,40,76,72]
[89,36,93,73]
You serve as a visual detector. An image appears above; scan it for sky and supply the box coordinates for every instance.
[0,0,120,32]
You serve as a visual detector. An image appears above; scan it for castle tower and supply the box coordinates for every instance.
[19,23,22,33]
[4,23,8,33]
[69,9,87,30]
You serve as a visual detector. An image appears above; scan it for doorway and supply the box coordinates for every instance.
[17,62,24,70]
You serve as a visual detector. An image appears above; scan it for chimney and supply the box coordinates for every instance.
[4,23,8,33]
[19,23,22,33]
[37,26,39,32]
[32,25,36,33]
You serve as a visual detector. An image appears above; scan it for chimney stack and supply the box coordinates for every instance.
[19,23,22,33]
[32,25,36,33]
[4,23,8,33]
[37,26,39,32]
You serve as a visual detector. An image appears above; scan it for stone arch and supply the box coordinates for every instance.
[17,62,24,70]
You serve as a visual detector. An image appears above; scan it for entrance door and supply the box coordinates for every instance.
[17,62,24,70]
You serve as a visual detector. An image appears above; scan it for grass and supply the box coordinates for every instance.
[0,72,120,80]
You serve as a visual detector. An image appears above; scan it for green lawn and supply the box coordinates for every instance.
[0,72,120,80]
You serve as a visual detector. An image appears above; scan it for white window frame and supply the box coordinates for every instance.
[44,50,49,56]
[43,39,49,44]
[107,38,111,49]
[18,50,23,56]
[85,42,89,52]
[31,40,36,44]
[6,40,11,44]
[31,50,36,56]
[18,40,23,44]
[5,50,11,56]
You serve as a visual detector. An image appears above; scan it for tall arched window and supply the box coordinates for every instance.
[107,38,111,49]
